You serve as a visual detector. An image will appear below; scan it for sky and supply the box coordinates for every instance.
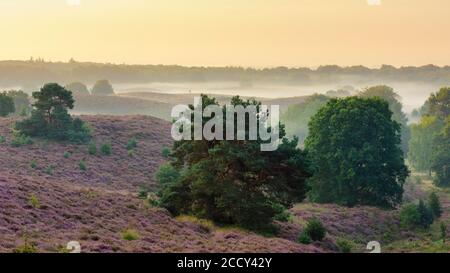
[0,0,450,67]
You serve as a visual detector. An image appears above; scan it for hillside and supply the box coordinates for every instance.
[0,115,321,253]
[0,116,448,253]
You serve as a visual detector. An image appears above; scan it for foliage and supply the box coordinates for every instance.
[122,229,140,241]
[158,95,311,232]
[91,80,114,96]
[65,82,90,95]
[0,92,15,117]
[155,163,180,195]
[428,192,442,218]
[431,117,450,187]
[305,97,409,208]
[281,94,329,146]
[161,146,171,158]
[303,218,326,241]
[3,90,30,116]
[408,116,443,173]
[297,231,312,245]
[15,83,91,143]
[359,85,410,155]
[0,135,5,144]
[13,236,37,253]
[63,151,71,158]
[88,142,97,155]
[28,194,41,209]
[11,132,33,147]
[126,137,138,150]
[271,203,291,222]
[138,186,149,199]
[79,160,87,171]
[30,160,37,169]
[100,143,112,155]
[400,201,434,230]
[336,238,353,253]
[426,87,450,119]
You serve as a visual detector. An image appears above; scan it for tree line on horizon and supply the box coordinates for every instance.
[1,60,450,90]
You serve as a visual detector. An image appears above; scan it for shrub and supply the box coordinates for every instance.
[88,142,97,155]
[161,146,171,158]
[400,201,434,230]
[30,160,37,169]
[29,194,41,209]
[440,223,447,243]
[147,192,160,207]
[79,160,87,171]
[303,218,326,241]
[126,138,138,150]
[272,203,291,222]
[100,143,112,155]
[13,236,37,253]
[0,135,5,144]
[44,165,53,175]
[297,231,311,245]
[418,200,434,228]
[336,238,353,253]
[138,187,149,199]
[63,151,71,158]
[11,133,33,147]
[155,163,180,195]
[122,229,139,241]
[128,149,134,157]
[428,192,442,219]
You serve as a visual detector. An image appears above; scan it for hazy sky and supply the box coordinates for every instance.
[1,0,450,67]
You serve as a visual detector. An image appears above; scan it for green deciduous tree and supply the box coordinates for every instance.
[305,97,409,208]
[65,82,90,95]
[281,94,329,146]
[431,117,450,187]
[359,85,410,155]
[157,95,311,232]
[408,116,443,174]
[91,80,114,96]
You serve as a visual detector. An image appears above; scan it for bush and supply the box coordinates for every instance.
[11,133,33,147]
[297,231,311,245]
[126,138,138,150]
[122,229,139,241]
[272,203,291,222]
[128,149,135,157]
[428,192,442,218]
[44,165,53,175]
[400,201,434,229]
[336,238,353,253]
[13,236,37,253]
[161,146,171,158]
[30,160,37,169]
[100,143,112,155]
[138,187,149,199]
[303,218,326,241]
[155,163,180,195]
[29,194,41,209]
[0,135,5,144]
[440,223,447,243]
[88,142,97,155]
[63,151,71,158]
[79,160,87,171]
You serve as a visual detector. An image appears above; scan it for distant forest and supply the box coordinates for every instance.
[1,59,450,90]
